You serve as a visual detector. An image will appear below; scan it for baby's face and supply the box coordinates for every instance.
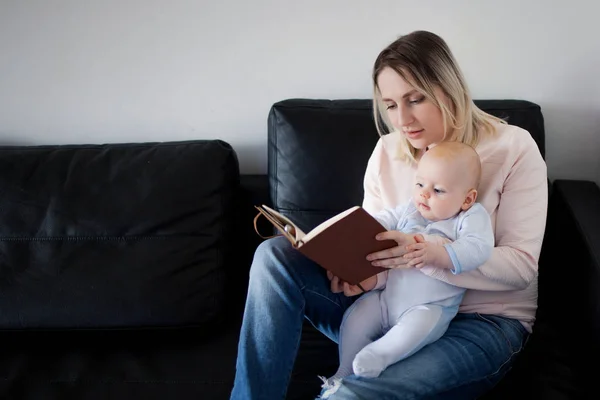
[412,156,471,221]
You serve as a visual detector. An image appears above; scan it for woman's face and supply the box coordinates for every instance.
[377,67,447,150]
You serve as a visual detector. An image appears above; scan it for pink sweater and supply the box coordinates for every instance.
[363,122,548,332]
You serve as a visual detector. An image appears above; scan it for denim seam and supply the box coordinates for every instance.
[502,317,528,334]
[397,345,524,400]
[449,344,524,397]
[303,287,345,309]
[475,314,522,353]
[414,317,525,399]
[473,314,525,379]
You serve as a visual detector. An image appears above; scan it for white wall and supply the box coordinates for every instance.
[1,0,599,184]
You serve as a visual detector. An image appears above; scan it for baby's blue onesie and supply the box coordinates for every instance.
[332,201,494,381]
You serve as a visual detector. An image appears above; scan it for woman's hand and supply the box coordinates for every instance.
[327,271,377,297]
[366,230,417,269]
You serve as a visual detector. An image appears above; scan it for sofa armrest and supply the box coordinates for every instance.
[538,179,600,388]
[551,179,600,335]
[501,179,600,398]
[552,180,600,261]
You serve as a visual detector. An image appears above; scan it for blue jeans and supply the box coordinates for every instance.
[230,237,529,400]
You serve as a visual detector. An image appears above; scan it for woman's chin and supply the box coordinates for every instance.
[406,138,430,150]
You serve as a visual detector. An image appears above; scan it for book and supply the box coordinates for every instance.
[253,205,396,285]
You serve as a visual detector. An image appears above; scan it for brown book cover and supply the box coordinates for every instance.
[253,205,395,285]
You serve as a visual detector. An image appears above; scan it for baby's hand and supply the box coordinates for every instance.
[403,234,452,269]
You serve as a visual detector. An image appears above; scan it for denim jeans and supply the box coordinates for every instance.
[230,237,529,400]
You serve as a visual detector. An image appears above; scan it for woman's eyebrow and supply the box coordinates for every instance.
[381,90,418,102]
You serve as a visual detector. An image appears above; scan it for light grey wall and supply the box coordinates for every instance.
[1,0,599,184]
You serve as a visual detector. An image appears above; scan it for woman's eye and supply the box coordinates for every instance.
[386,104,396,110]
[409,97,424,105]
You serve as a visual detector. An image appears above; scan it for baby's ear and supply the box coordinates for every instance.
[461,189,478,211]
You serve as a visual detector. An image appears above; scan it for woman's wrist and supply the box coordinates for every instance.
[359,275,378,292]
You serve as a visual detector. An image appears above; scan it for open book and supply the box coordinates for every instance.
[253,205,396,285]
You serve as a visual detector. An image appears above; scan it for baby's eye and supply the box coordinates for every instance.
[416,183,423,188]
[434,188,444,194]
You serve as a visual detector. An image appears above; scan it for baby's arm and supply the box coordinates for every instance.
[372,202,409,231]
[404,204,494,273]
[402,235,453,270]
[443,204,495,274]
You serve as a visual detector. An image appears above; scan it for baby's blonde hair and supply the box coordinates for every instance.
[422,142,482,191]
[372,30,506,164]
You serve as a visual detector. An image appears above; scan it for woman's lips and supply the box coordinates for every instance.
[405,129,424,139]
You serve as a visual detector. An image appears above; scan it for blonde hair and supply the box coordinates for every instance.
[372,30,506,164]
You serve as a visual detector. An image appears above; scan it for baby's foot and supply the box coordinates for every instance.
[352,348,386,378]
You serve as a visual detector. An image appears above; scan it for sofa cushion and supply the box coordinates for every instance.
[0,140,239,330]
[267,99,545,232]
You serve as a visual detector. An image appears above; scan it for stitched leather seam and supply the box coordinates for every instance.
[0,379,231,384]
[0,236,183,241]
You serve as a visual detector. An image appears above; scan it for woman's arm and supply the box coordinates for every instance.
[419,134,548,291]
[361,138,390,290]
[362,138,384,213]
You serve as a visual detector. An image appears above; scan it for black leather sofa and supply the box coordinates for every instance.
[0,99,596,400]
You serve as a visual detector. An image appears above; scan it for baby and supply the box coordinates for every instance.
[321,141,494,395]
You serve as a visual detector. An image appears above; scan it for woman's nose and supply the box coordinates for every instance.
[396,104,414,127]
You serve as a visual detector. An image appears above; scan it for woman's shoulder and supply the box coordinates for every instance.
[484,121,536,144]
[477,121,543,162]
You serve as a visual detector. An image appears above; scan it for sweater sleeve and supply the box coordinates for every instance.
[420,133,548,291]
[443,204,495,275]
[362,138,384,215]
[362,138,390,290]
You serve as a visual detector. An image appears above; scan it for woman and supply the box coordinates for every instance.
[230,30,547,399]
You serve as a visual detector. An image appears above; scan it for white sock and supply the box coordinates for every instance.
[352,347,387,378]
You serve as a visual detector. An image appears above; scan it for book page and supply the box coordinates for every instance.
[262,205,307,244]
[301,206,360,243]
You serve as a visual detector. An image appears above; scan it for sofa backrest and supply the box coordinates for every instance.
[267,98,545,233]
[0,140,239,330]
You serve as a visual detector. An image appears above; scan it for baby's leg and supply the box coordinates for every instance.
[330,290,384,380]
[353,304,455,378]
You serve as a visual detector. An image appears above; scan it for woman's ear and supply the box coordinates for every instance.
[461,189,478,210]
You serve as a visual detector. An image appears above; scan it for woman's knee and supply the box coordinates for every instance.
[249,237,295,280]
[254,236,291,257]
